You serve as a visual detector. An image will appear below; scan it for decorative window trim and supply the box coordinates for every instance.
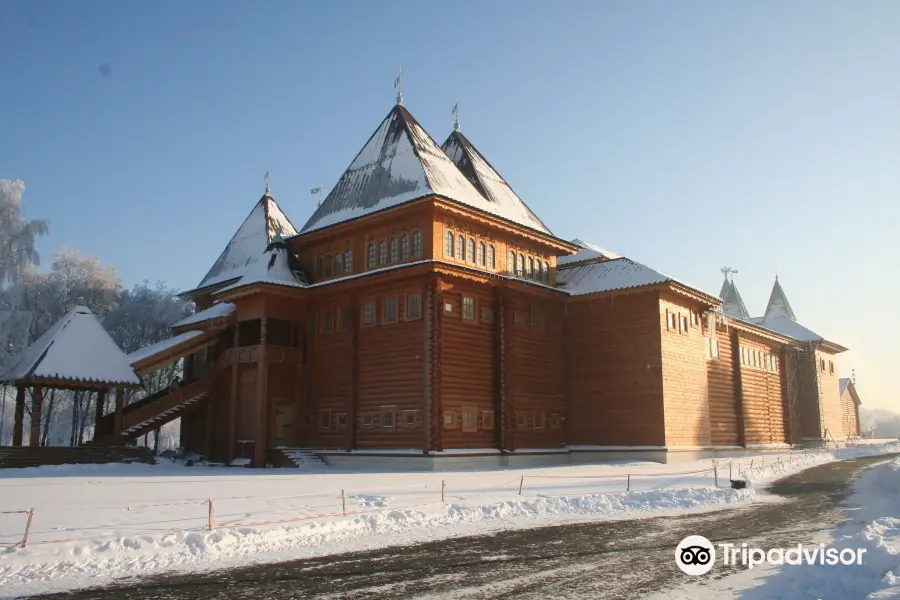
[543,261,550,283]
[550,414,562,428]
[467,238,475,263]
[445,231,455,257]
[456,235,465,262]
[400,233,409,261]
[533,411,546,430]
[362,412,374,428]
[367,243,376,269]
[531,307,544,333]
[477,241,486,266]
[405,291,422,321]
[462,295,476,322]
[461,406,477,432]
[481,410,495,431]
[344,249,352,273]
[335,413,347,429]
[666,310,677,331]
[317,408,331,430]
[412,230,422,258]
[443,411,457,428]
[488,245,496,269]
[515,411,528,428]
[381,406,396,429]
[362,300,377,327]
[325,254,333,277]
[403,409,418,427]
[389,236,398,263]
[378,240,387,265]
[383,295,399,325]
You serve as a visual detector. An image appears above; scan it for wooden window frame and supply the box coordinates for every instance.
[533,411,546,431]
[367,243,376,269]
[829,361,834,375]
[550,413,562,428]
[666,310,677,331]
[444,300,454,314]
[461,406,477,433]
[389,235,398,263]
[477,241,486,266]
[445,231,455,257]
[381,406,396,429]
[443,411,457,428]
[362,300,377,327]
[335,413,347,429]
[467,238,476,263]
[344,249,352,273]
[543,261,550,283]
[690,310,699,328]
[488,245,496,269]
[325,254,333,277]
[403,410,418,427]
[378,240,387,265]
[820,358,826,373]
[338,305,351,332]
[531,308,544,333]
[527,256,535,280]
[508,251,516,275]
[362,412,374,429]
[322,307,335,334]
[462,295,476,322]
[515,411,528,428]
[412,230,422,258]
[383,295,399,325]
[536,260,543,281]
[333,252,342,276]
[481,410,495,431]
[517,253,525,277]
[456,235,465,261]
[679,314,689,334]
[400,233,409,261]
[317,409,331,430]
[480,307,493,323]
[405,291,422,321]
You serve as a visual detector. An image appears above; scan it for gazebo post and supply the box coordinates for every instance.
[113,388,125,445]
[12,385,25,446]
[29,387,43,447]
[95,390,107,432]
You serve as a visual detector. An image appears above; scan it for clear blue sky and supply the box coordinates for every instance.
[2,1,898,410]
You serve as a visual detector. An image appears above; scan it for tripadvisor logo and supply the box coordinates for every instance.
[675,535,716,576]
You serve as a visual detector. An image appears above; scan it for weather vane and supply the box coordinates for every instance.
[394,65,403,105]
[265,168,271,194]
[452,94,460,131]
[720,266,739,282]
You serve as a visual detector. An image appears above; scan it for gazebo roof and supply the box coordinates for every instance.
[0,300,141,389]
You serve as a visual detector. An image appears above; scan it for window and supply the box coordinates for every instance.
[363,412,374,428]
[821,358,826,373]
[267,319,297,347]
[551,414,561,428]
[457,235,464,260]
[362,301,376,327]
[534,412,545,430]
[527,257,534,279]
[316,256,323,279]
[378,240,387,265]
[383,296,398,323]
[532,308,544,332]
[477,242,485,266]
[406,292,422,320]
[517,254,525,277]
[461,407,477,432]
[679,314,689,333]
[481,410,495,430]
[400,234,409,260]
[322,308,334,334]
[404,410,417,426]
[445,231,454,257]
[390,236,398,263]
[325,254,332,277]
[543,261,550,283]
[666,310,677,331]
[339,306,351,331]
[772,356,778,371]
[829,361,834,375]
[536,260,543,282]
[467,238,475,263]
[444,301,453,313]
[462,296,476,321]
[318,409,331,430]
[238,319,262,346]
[333,253,342,276]
[508,251,516,275]
[705,337,719,360]
[516,412,527,428]
[367,243,376,269]
[690,311,699,327]
[412,230,422,258]
[381,407,395,428]
[307,313,317,336]
[488,245,495,269]
[443,411,455,427]
[481,308,493,323]
[336,413,347,429]
[344,249,352,273]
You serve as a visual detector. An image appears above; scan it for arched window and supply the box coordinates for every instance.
[389,236,398,263]
[527,257,534,279]
[517,254,525,277]
[344,250,352,273]
[508,251,516,275]
[476,242,485,266]
[488,245,495,269]
[378,240,387,265]
[400,234,409,260]
[316,256,323,279]
[456,235,464,260]
[467,239,475,263]
[543,261,550,282]
[412,230,422,258]
[367,244,376,269]
[333,253,342,276]
[536,260,543,282]
[445,232,454,257]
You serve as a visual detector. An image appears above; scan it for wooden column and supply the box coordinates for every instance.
[228,324,240,464]
[431,279,444,452]
[422,285,433,453]
[113,388,125,444]
[730,329,746,447]
[493,287,507,451]
[29,387,43,447]
[94,390,107,433]
[12,385,25,446]
[204,397,215,459]
[254,316,268,468]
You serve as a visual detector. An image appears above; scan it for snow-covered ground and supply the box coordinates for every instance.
[657,445,900,600]
[1,441,897,598]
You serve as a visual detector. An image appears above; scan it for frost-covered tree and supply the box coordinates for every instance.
[0,180,48,292]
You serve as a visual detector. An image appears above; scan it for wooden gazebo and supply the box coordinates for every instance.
[0,299,141,446]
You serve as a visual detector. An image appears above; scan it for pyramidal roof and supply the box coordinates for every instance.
[720,278,751,320]
[441,130,551,234]
[195,192,297,292]
[763,276,797,321]
[0,300,141,387]
[300,104,546,234]
[217,236,309,295]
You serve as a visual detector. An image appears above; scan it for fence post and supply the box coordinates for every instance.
[208,499,215,531]
[627,473,631,492]
[341,489,347,515]
[441,480,445,503]
[518,475,524,496]
[714,466,718,488]
[20,509,34,548]
[750,458,754,471]
[729,463,732,480]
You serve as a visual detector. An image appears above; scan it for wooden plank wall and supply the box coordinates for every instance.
[504,289,566,449]
[736,335,787,444]
[306,297,352,449]
[840,389,859,437]
[658,296,710,447]
[816,349,843,439]
[704,324,740,446]
[795,346,823,440]
[564,292,665,446]
[235,365,257,442]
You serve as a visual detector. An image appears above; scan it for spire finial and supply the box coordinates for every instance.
[775,263,779,280]
[394,65,403,105]
[265,168,271,194]
[720,266,738,282]
[452,94,460,132]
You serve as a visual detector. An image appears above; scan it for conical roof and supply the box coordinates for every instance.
[300,105,542,234]
[763,276,797,321]
[441,130,551,234]
[194,192,297,291]
[0,300,140,387]
[720,278,751,320]
[216,236,308,295]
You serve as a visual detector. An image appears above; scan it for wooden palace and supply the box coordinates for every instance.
[6,101,861,468]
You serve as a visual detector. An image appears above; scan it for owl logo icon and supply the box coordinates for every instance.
[675,535,716,575]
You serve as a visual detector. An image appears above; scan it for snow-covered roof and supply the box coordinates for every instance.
[720,279,751,320]
[440,130,551,234]
[301,105,545,234]
[0,302,140,388]
[557,238,622,266]
[216,237,309,295]
[752,314,824,342]
[763,276,796,321]
[126,330,207,365]
[557,257,672,296]
[839,378,851,398]
[171,303,236,329]
[193,193,297,292]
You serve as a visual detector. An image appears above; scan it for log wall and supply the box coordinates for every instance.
[703,323,740,446]
[735,335,787,445]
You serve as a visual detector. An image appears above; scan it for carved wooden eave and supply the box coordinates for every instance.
[817,339,849,354]
[665,282,722,307]
[170,313,236,336]
[216,283,307,302]
[132,331,219,376]
[433,262,569,299]
[726,317,795,346]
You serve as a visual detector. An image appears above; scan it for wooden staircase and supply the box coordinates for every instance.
[273,447,329,469]
[0,446,155,469]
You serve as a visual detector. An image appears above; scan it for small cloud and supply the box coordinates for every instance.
[98,63,112,77]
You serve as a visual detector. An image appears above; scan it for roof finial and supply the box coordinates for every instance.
[452,94,460,132]
[394,65,403,105]
[720,266,738,282]
[775,263,779,280]
[265,168,271,195]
